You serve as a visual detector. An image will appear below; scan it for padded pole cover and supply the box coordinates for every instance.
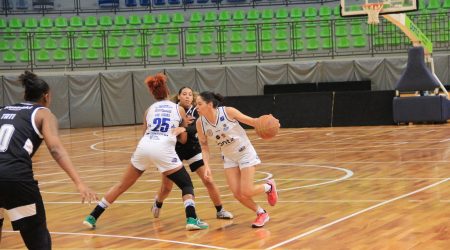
[395,47,440,91]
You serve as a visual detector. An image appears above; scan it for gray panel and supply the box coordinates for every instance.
[3,75,23,105]
[320,60,356,82]
[100,71,135,126]
[131,69,161,124]
[0,76,4,106]
[226,65,258,96]
[382,58,408,91]
[67,73,102,128]
[166,68,197,94]
[354,58,386,90]
[40,75,70,129]
[257,64,288,95]
[433,55,449,86]
[196,66,226,94]
[287,61,321,84]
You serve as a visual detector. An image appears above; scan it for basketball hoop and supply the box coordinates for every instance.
[363,3,384,25]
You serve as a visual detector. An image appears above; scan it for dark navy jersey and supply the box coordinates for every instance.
[175,105,201,160]
[0,103,45,181]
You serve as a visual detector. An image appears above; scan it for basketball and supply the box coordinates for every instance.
[255,114,280,140]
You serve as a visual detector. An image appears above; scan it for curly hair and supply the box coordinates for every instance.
[19,71,49,102]
[145,73,169,100]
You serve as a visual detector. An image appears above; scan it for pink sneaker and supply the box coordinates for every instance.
[252,212,269,228]
[266,179,278,206]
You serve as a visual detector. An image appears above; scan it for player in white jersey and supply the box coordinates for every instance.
[84,73,208,231]
[152,87,233,220]
[195,91,278,228]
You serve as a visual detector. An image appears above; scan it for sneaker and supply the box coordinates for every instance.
[251,212,269,228]
[266,179,278,206]
[83,215,96,229]
[152,200,160,218]
[216,209,234,219]
[186,217,209,231]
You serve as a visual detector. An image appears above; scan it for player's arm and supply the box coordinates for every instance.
[225,107,257,128]
[142,108,149,135]
[196,119,212,179]
[176,106,188,144]
[36,109,97,204]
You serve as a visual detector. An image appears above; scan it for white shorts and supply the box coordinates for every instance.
[131,136,182,173]
[222,144,261,169]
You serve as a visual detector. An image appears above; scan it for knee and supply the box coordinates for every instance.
[241,189,253,199]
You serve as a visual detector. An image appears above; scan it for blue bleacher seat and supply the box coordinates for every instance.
[153,0,165,5]
[125,0,137,6]
[197,0,209,3]
[168,0,180,4]
[98,0,119,7]
[140,0,150,5]
[183,0,194,3]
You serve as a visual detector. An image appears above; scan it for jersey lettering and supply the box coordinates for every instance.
[0,124,15,152]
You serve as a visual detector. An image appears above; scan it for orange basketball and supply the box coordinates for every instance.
[255,114,280,140]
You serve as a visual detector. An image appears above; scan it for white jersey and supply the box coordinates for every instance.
[131,100,183,173]
[200,106,254,163]
[145,100,182,144]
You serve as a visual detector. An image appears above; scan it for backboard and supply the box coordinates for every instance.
[341,0,418,17]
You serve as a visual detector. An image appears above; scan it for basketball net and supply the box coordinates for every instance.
[362,3,384,25]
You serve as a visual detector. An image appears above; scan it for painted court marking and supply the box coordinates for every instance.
[266,177,450,249]
[2,231,227,250]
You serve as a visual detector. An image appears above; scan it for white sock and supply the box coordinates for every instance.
[184,199,195,208]
[99,197,110,209]
[263,183,271,193]
[256,207,265,215]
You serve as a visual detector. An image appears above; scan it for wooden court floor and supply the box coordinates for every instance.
[1,124,449,249]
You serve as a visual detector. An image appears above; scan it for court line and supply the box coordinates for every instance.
[266,177,450,250]
[2,231,227,250]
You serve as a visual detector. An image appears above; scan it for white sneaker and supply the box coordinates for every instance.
[152,201,160,218]
[216,209,233,219]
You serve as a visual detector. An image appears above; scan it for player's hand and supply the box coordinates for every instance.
[172,127,186,136]
[77,183,98,204]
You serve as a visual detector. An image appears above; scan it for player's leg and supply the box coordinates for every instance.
[224,167,259,211]
[7,182,51,249]
[193,163,233,219]
[165,166,208,230]
[240,166,274,228]
[84,164,143,228]
[19,221,51,250]
[152,175,173,218]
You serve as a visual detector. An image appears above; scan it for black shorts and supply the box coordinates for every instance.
[176,149,204,172]
[0,181,47,231]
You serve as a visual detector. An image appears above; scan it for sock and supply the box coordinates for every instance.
[256,207,265,215]
[90,198,110,219]
[215,205,223,213]
[263,183,272,193]
[184,199,197,219]
[156,201,163,208]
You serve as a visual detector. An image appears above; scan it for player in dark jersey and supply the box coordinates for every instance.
[151,87,233,220]
[0,71,97,249]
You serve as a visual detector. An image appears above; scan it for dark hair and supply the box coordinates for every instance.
[178,86,192,95]
[19,71,50,102]
[145,73,169,100]
[199,91,224,108]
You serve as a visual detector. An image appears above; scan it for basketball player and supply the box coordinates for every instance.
[0,71,98,249]
[195,91,278,228]
[84,73,208,231]
[152,87,233,220]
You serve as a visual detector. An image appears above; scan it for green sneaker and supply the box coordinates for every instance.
[83,215,96,229]
[186,217,208,231]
